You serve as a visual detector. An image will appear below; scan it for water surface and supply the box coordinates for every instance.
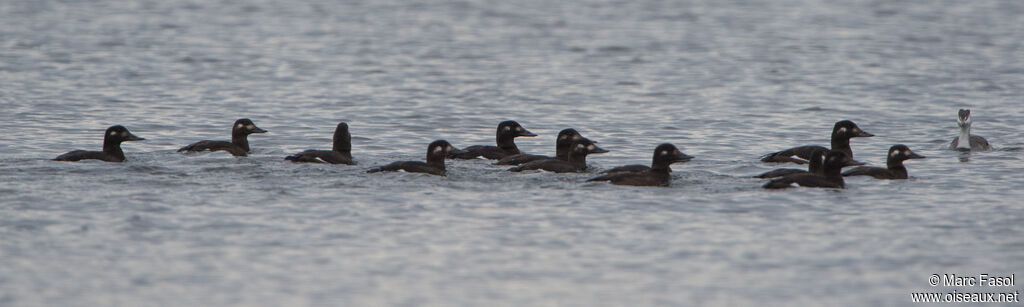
[2,0,1023,306]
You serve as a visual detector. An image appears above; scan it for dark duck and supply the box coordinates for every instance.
[508,139,607,173]
[949,109,992,151]
[754,148,859,178]
[763,151,848,189]
[285,122,355,164]
[178,118,267,156]
[450,120,536,160]
[599,145,693,176]
[842,144,925,179]
[495,128,586,165]
[587,143,691,186]
[761,120,873,164]
[367,140,465,176]
[54,125,144,162]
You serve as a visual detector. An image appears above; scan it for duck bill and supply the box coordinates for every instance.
[671,153,694,163]
[907,152,926,159]
[589,145,609,154]
[126,133,145,141]
[516,129,537,137]
[252,126,268,133]
[856,130,874,137]
[842,159,865,167]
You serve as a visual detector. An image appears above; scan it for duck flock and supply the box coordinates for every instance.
[54,109,991,189]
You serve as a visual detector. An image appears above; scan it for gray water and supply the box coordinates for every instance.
[2,0,1023,306]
